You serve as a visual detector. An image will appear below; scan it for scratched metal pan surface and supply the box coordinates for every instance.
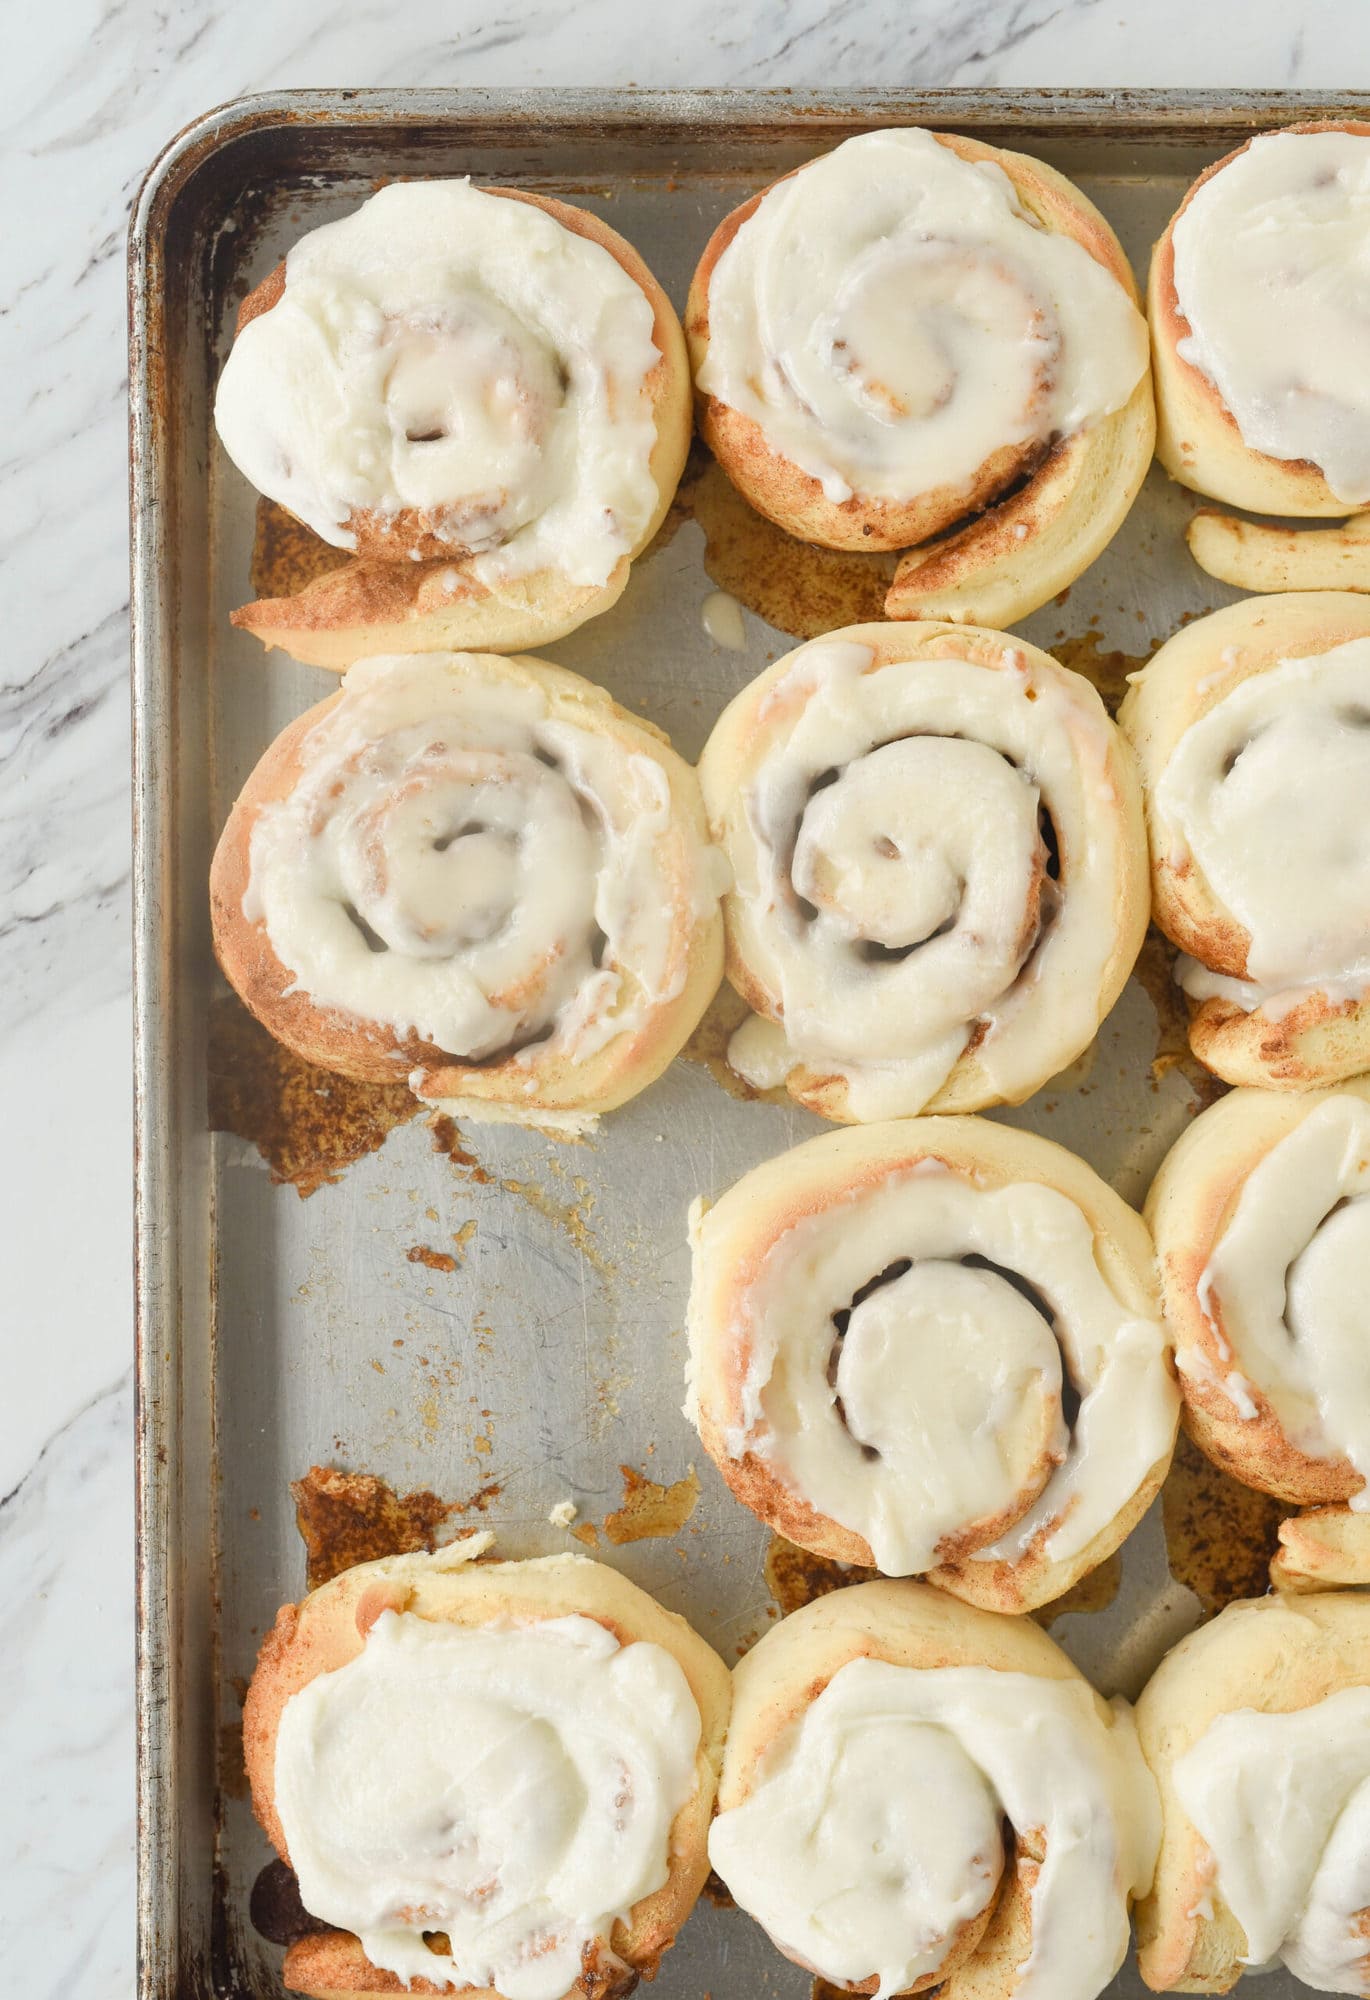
[129,85,1370,2000]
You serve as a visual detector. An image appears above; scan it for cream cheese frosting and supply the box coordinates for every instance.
[274,1608,701,2000]
[1171,129,1370,505]
[708,1656,1158,2000]
[1184,1094,1370,1501]
[1155,641,1370,1012]
[1173,1687,1370,1993]
[214,180,662,581]
[711,636,1131,1118]
[690,1157,1175,1576]
[697,127,1147,508]
[242,654,714,1074]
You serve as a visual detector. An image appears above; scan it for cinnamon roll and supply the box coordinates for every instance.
[216,182,690,665]
[1148,1082,1370,1596]
[1151,122,1370,518]
[242,1540,731,1999]
[209,651,725,1132]
[709,1578,1159,2000]
[686,127,1153,630]
[698,621,1148,1120]
[685,1117,1178,1615]
[1135,1590,1370,1995]
[1120,592,1370,1088]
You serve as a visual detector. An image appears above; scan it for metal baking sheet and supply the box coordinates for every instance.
[130,87,1370,2000]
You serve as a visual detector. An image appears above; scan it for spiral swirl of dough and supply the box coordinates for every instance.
[1121,593,1370,1090]
[687,127,1153,628]
[209,652,724,1131]
[685,1118,1177,1614]
[1149,1084,1370,1544]
[711,1581,1159,2000]
[1152,122,1370,515]
[242,1544,731,2000]
[700,623,1148,1121]
[1136,1592,1370,1998]
[216,180,690,659]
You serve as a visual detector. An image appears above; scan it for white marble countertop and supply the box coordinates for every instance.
[7,2,1370,1990]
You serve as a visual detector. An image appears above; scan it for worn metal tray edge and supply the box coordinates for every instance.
[129,84,1370,2000]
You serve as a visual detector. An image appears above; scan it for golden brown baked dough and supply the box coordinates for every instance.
[1120,593,1370,1089]
[243,1542,732,2000]
[686,128,1154,629]
[209,650,723,1132]
[223,187,690,665]
[686,1116,1177,1614]
[1135,1591,1370,1994]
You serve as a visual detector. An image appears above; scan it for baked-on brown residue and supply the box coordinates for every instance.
[428,1111,496,1183]
[603,1465,701,1546]
[209,995,419,1197]
[406,1243,458,1274]
[1050,627,1162,717]
[1132,927,1229,1106]
[1032,1549,1124,1628]
[701,1871,736,1910]
[290,1465,458,1589]
[765,1533,879,1615]
[250,495,352,599]
[647,443,896,640]
[249,1859,329,1947]
[1162,1433,1288,1618]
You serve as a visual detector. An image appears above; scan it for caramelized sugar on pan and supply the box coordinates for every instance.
[603,1464,701,1546]
[765,1533,879,1616]
[1131,928,1229,1105]
[1162,1433,1288,1617]
[290,1465,461,1589]
[648,443,896,641]
[249,496,352,598]
[1050,627,1162,717]
[250,1858,330,1947]
[208,995,419,1197]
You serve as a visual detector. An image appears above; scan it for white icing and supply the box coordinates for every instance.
[698,128,1147,508]
[1192,1095,1370,1500]
[215,180,662,581]
[1171,130,1370,504]
[1156,642,1370,1009]
[243,654,714,1071]
[701,590,747,651]
[708,1657,1158,2000]
[696,1160,1175,1577]
[714,637,1130,1118]
[274,1609,701,2000]
[1174,1688,1370,1993]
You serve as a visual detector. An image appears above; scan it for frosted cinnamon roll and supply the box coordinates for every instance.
[1121,593,1370,1088]
[209,652,724,1133]
[685,1118,1178,1615]
[698,621,1148,1120]
[1151,123,1370,518]
[242,1540,731,1999]
[216,181,690,664]
[686,127,1153,630]
[1149,1084,1370,1505]
[710,1578,1158,2000]
[1135,1591,1370,1995]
